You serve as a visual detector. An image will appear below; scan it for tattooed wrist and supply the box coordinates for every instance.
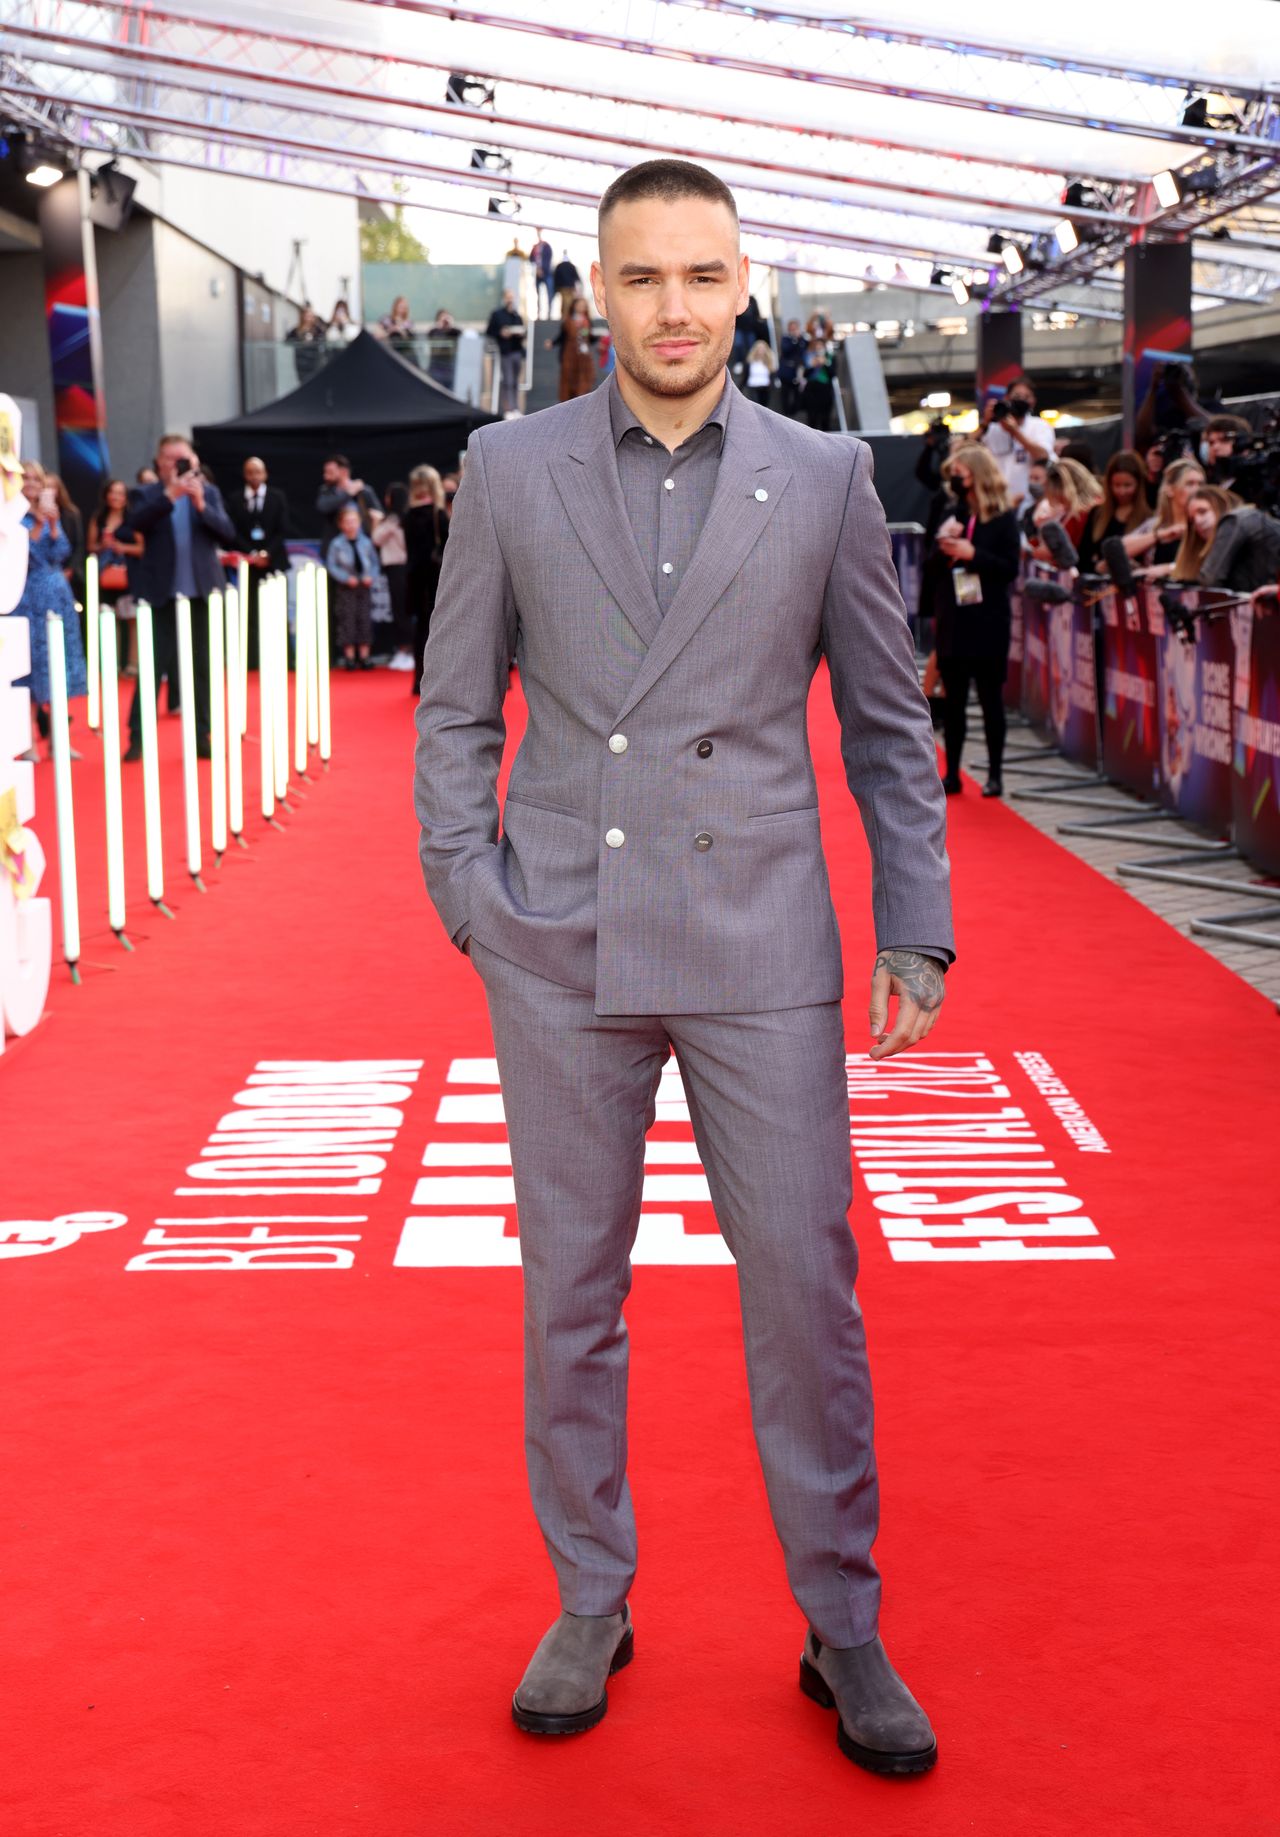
[875,949,947,1011]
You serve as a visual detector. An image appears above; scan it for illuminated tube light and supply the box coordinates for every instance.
[236,559,251,736]
[134,601,170,916]
[98,609,132,949]
[85,554,101,731]
[950,275,969,305]
[174,595,205,890]
[26,164,64,188]
[304,565,320,748]
[1054,218,1079,254]
[293,570,310,779]
[272,578,290,807]
[1001,243,1024,275]
[316,566,332,767]
[259,580,278,828]
[1152,169,1182,209]
[225,583,246,846]
[208,591,228,861]
[45,613,82,981]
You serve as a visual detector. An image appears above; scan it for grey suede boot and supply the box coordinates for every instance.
[511,1605,633,1736]
[799,1631,937,1775]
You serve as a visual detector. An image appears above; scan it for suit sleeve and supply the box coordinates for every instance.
[821,440,955,963]
[197,485,237,545]
[412,429,517,951]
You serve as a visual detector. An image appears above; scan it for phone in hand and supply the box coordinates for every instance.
[38,485,58,516]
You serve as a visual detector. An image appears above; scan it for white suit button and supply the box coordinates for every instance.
[661,561,674,575]
[608,733,628,754]
[664,478,675,490]
[755,487,769,502]
[605,828,625,848]
[693,832,713,851]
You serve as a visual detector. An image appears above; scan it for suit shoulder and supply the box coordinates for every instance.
[761,408,863,475]
[471,392,597,462]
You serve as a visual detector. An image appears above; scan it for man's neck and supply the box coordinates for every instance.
[614,362,728,454]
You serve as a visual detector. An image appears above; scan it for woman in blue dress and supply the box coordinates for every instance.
[12,461,87,760]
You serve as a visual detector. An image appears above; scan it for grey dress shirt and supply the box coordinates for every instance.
[608,372,732,617]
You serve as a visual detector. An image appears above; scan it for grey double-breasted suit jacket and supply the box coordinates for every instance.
[413,372,953,1015]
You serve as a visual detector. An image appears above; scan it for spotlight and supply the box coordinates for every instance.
[1153,169,1182,208]
[1001,243,1024,275]
[986,231,1004,256]
[26,163,63,188]
[446,71,495,108]
[951,275,970,305]
[90,158,137,230]
[487,195,520,217]
[470,148,511,174]
[929,267,945,288]
[1054,217,1079,254]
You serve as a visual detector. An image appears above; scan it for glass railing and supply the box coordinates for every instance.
[242,333,466,412]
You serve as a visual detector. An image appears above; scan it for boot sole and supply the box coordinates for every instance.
[511,1626,634,1736]
[799,1655,938,1776]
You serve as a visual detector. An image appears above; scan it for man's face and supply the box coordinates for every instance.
[1010,384,1035,412]
[1205,430,1235,463]
[156,440,194,484]
[244,459,267,490]
[323,461,345,488]
[503,290,515,310]
[591,195,747,399]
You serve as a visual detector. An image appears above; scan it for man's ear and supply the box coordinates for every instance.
[737,252,750,314]
[589,259,608,320]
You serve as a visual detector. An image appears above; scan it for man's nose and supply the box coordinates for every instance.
[655,286,694,324]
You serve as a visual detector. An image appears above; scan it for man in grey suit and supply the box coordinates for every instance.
[414,160,953,1776]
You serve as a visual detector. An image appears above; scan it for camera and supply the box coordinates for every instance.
[174,456,192,476]
[924,417,950,448]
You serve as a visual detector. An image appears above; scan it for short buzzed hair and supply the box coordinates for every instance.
[598,159,738,235]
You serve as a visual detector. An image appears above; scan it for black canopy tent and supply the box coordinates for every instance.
[192,331,498,538]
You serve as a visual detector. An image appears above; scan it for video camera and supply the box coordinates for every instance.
[1220,413,1280,514]
[991,396,1030,425]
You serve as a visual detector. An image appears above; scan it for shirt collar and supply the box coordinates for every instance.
[608,368,733,454]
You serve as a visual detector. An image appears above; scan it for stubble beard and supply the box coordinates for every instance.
[613,324,734,399]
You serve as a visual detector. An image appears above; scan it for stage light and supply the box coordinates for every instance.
[26,163,63,188]
[1001,243,1024,274]
[986,232,1003,256]
[487,196,520,217]
[1153,169,1182,209]
[951,275,970,305]
[1054,218,1079,254]
[929,268,945,288]
[446,71,495,108]
[924,391,952,409]
[470,148,511,174]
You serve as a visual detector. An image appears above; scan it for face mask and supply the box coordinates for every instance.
[1027,479,1045,502]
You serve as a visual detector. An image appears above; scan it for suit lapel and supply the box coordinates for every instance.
[550,386,663,649]
[613,392,792,724]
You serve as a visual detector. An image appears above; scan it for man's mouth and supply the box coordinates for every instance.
[650,339,702,357]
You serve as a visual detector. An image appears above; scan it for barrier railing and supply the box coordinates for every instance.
[1006,567,1280,942]
[37,559,334,989]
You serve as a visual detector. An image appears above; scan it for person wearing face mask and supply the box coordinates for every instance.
[1179,486,1280,594]
[929,443,1021,797]
[979,376,1055,506]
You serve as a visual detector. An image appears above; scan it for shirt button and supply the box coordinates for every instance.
[693,832,714,851]
[643,435,654,445]
[755,487,769,502]
[661,562,674,575]
[664,478,675,490]
[696,739,713,758]
[605,828,625,849]
[608,733,628,754]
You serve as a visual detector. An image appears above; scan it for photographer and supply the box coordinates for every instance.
[979,375,1055,506]
[914,418,950,496]
[1135,361,1210,456]
[1199,414,1252,489]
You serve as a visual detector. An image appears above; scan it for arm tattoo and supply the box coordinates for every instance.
[875,949,946,1012]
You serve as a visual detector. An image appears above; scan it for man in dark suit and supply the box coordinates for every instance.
[228,456,291,667]
[123,433,236,760]
[316,455,378,543]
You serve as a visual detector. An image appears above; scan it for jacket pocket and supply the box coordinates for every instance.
[503,793,585,821]
[747,805,820,825]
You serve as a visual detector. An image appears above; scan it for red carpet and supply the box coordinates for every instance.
[4,669,1277,1835]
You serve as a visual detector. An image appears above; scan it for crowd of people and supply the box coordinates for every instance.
[8,433,463,765]
[917,371,1280,794]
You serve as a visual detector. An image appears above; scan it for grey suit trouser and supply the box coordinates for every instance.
[471,937,882,1649]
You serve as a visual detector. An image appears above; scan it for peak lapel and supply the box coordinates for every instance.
[613,397,792,724]
[550,388,663,649]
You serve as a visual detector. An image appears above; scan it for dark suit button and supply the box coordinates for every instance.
[696,739,713,758]
[693,831,713,851]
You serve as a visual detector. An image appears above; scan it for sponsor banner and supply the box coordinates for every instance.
[1232,593,1280,876]
[1100,585,1162,799]
[1155,594,1234,829]
[1048,594,1098,768]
